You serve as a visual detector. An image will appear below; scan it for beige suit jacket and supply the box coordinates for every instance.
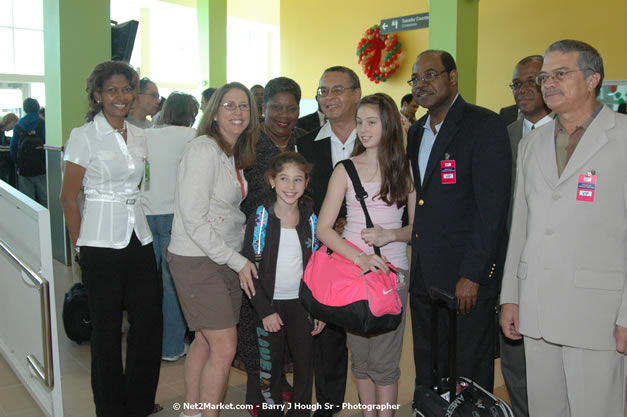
[501,105,627,350]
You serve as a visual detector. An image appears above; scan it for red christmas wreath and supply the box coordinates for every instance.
[356,24,402,83]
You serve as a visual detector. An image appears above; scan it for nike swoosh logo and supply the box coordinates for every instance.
[383,289,393,295]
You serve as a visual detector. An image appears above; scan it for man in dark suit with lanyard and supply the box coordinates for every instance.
[297,65,361,416]
[406,50,511,409]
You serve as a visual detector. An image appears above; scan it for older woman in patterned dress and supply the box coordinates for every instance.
[237,76,306,415]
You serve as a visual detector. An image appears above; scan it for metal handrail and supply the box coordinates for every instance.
[0,238,54,389]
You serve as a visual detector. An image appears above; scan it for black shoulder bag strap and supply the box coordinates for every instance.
[339,159,382,257]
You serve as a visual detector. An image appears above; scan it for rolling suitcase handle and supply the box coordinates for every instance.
[429,287,457,402]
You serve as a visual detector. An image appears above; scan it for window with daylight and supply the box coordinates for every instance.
[227,16,280,88]
[0,0,44,76]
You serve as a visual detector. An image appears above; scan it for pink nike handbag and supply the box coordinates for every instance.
[299,160,403,335]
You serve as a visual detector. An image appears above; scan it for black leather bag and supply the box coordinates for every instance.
[62,283,92,344]
[414,288,513,417]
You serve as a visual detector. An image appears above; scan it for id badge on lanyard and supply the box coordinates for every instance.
[576,171,596,202]
[441,153,456,184]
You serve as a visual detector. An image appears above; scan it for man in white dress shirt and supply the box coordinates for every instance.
[296,65,361,417]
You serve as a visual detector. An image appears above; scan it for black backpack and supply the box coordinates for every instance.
[62,283,92,344]
[15,120,45,176]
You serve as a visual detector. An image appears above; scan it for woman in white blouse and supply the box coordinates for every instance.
[167,82,258,417]
[60,61,162,417]
[142,93,199,362]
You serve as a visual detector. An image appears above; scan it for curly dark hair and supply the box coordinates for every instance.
[85,61,139,122]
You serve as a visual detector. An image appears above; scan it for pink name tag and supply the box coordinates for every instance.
[441,160,456,184]
[576,174,596,202]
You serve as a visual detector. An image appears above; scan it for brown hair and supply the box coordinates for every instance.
[353,93,414,207]
[264,151,312,191]
[0,113,18,130]
[85,61,139,122]
[160,92,199,127]
[196,82,258,169]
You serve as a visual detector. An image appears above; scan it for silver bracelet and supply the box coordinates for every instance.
[354,252,364,265]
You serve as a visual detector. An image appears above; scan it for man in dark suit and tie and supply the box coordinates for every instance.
[500,55,551,417]
[297,65,361,416]
[406,50,511,409]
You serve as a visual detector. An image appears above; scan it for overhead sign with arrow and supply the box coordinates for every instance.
[380,12,429,34]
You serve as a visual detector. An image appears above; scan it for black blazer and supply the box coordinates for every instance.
[297,112,321,134]
[297,127,347,218]
[407,96,512,299]
[499,104,519,126]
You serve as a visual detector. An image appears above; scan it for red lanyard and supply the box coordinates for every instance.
[235,167,246,199]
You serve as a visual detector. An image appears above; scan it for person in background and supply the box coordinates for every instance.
[10,97,47,207]
[142,92,200,362]
[399,93,419,144]
[201,87,217,111]
[167,82,258,417]
[618,102,627,114]
[499,104,520,126]
[251,84,265,123]
[151,96,167,126]
[499,54,552,417]
[297,93,325,134]
[128,77,160,128]
[60,60,162,417]
[0,113,18,186]
[237,77,305,415]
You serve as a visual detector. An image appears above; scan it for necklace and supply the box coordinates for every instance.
[263,125,289,151]
[114,123,127,136]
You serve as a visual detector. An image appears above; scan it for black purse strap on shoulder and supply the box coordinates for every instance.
[339,159,382,257]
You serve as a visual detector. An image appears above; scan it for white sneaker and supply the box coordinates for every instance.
[162,343,189,362]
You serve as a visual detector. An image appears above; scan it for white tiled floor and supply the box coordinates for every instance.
[0,260,512,417]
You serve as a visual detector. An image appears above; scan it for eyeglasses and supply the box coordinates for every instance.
[509,79,538,91]
[535,68,594,86]
[407,70,448,87]
[317,86,356,98]
[222,102,250,112]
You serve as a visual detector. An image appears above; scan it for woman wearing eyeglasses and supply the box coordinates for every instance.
[167,82,258,417]
[128,77,160,128]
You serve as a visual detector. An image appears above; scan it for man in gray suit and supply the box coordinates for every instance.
[500,55,551,417]
[501,39,627,417]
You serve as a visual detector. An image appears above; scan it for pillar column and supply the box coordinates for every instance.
[44,0,110,263]
[429,0,479,103]
[197,0,227,88]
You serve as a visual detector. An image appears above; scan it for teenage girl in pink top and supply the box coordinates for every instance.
[317,93,415,417]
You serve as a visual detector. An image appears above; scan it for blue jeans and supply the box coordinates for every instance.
[18,174,47,207]
[147,214,187,356]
